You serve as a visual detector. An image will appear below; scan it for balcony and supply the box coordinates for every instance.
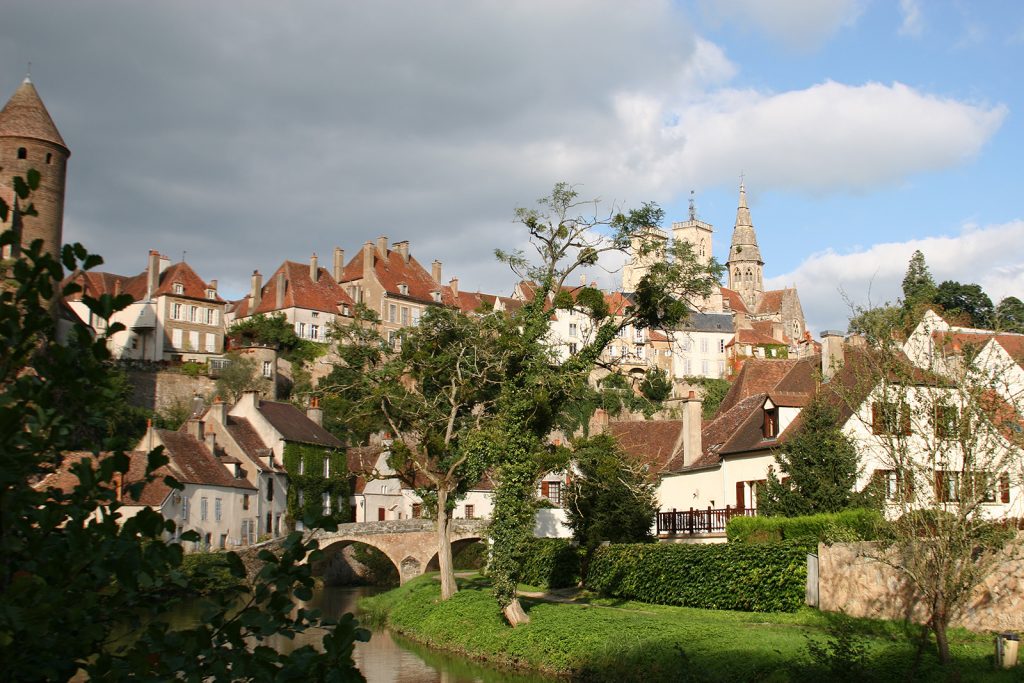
[656,506,756,536]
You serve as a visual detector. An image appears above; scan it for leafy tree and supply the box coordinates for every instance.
[487,182,722,625]
[639,366,672,402]
[684,376,731,419]
[901,250,937,316]
[564,434,657,553]
[934,280,994,328]
[994,296,1024,333]
[847,304,903,342]
[760,396,863,517]
[0,226,367,680]
[215,350,271,402]
[228,312,300,350]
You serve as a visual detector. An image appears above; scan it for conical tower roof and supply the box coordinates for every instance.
[0,77,68,152]
[727,182,761,264]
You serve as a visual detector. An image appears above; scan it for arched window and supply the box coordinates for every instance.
[745,269,752,283]
[45,152,52,164]
[734,268,741,282]
[699,240,706,257]
[17,147,27,159]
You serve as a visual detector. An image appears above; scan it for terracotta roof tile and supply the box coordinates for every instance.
[66,261,223,305]
[34,451,176,507]
[608,420,685,476]
[235,261,354,318]
[157,429,256,491]
[720,287,748,314]
[342,245,441,305]
[755,289,786,315]
[717,358,798,415]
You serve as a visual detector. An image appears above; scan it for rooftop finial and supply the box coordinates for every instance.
[688,190,696,221]
[24,62,31,83]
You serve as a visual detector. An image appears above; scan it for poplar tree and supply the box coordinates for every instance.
[901,249,937,315]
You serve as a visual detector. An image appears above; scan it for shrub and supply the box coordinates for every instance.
[727,509,886,545]
[180,552,244,594]
[585,541,809,612]
[519,538,583,589]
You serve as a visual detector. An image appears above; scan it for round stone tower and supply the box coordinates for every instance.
[0,77,70,260]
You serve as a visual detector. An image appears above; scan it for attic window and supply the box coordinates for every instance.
[763,406,778,439]
[206,288,215,298]
[173,283,184,295]
[431,291,441,303]
[17,147,27,160]
[399,283,408,295]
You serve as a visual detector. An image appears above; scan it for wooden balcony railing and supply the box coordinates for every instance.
[656,506,756,536]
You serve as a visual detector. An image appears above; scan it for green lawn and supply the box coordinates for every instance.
[359,576,1017,682]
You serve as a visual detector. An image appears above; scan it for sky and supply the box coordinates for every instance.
[1,0,1022,334]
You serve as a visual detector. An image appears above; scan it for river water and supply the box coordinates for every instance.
[290,586,553,683]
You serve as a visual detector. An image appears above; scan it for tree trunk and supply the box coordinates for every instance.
[503,597,530,627]
[932,614,951,666]
[436,485,457,600]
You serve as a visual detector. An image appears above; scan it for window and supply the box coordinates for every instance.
[266,479,274,501]
[961,471,1000,503]
[684,359,692,375]
[182,497,190,521]
[634,328,644,343]
[934,405,960,439]
[388,330,399,350]
[700,338,708,353]
[189,330,199,351]
[172,328,183,349]
[412,503,422,519]
[266,512,272,534]
[310,324,319,340]
[718,360,725,377]
[298,458,305,475]
[568,342,578,355]
[719,339,725,353]
[322,492,332,515]
[539,481,562,506]
[17,147,26,159]
[399,283,408,295]
[219,534,227,549]
[206,288,216,299]
[214,498,223,522]
[636,345,645,359]
[464,504,475,519]
[200,497,209,521]
[262,360,272,378]
[173,283,184,294]
[188,304,199,320]
[323,457,331,478]
[205,334,216,353]
[296,322,306,338]
[274,514,281,534]
[172,303,182,319]
[568,323,578,338]
[389,304,397,322]
[701,360,709,375]
[935,471,960,503]
[311,311,319,318]
[45,152,52,164]
[872,402,911,436]
[205,308,214,324]
[204,532,212,548]
[412,309,421,326]
[297,489,305,507]
[682,339,692,352]
[431,291,441,303]
[243,494,250,511]
[400,306,409,326]
[762,407,778,438]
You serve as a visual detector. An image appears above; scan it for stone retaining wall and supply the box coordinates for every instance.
[817,537,1024,632]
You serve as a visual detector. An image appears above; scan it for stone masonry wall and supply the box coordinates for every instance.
[126,368,217,414]
[817,537,1024,632]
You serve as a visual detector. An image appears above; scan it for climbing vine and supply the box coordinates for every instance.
[282,442,351,529]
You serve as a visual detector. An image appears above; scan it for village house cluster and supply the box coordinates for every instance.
[6,78,1023,549]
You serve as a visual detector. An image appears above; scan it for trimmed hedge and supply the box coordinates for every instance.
[519,538,583,589]
[585,541,809,612]
[726,508,885,545]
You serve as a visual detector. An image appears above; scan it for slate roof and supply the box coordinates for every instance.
[258,400,344,448]
[232,260,354,318]
[342,245,440,305]
[0,78,67,150]
[676,311,734,333]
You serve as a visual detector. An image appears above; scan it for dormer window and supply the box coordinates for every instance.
[342,304,351,316]
[206,288,216,298]
[763,400,778,439]
[173,283,184,295]
[431,290,441,303]
[399,283,409,295]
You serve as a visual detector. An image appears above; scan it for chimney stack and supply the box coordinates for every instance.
[393,240,410,263]
[363,242,375,281]
[681,390,703,468]
[333,247,345,283]
[204,427,216,454]
[208,279,218,295]
[250,271,263,311]
[208,396,228,425]
[185,418,204,441]
[376,235,388,258]
[821,331,845,382]
[307,396,323,427]
[432,260,442,283]
[159,254,170,273]
[449,277,459,298]
[146,250,160,300]
[276,271,285,309]
[310,253,318,282]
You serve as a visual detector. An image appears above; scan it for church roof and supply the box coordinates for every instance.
[0,78,68,151]
[727,182,762,265]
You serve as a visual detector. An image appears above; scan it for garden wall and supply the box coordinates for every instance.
[817,537,1024,631]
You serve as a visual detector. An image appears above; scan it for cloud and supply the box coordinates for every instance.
[898,0,924,37]
[766,221,1024,334]
[699,0,864,50]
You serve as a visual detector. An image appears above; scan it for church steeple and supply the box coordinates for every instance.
[726,180,764,309]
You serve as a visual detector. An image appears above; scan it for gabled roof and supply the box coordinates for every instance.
[608,420,686,475]
[64,260,223,304]
[677,311,734,333]
[931,330,1024,367]
[729,327,783,347]
[342,245,441,305]
[717,358,799,415]
[157,429,256,491]
[0,78,67,150]
[221,415,286,473]
[754,288,801,317]
[233,260,354,318]
[34,451,175,506]
[258,400,344,448]
[720,287,749,314]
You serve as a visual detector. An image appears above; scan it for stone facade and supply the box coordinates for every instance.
[817,538,1024,631]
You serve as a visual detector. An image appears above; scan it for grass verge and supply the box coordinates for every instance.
[358,575,1016,682]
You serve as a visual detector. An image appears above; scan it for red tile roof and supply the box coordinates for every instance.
[65,260,223,304]
[232,260,354,318]
[36,451,181,507]
[157,429,256,491]
[222,415,285,473]
[608,420,686,476]
[720,287,748,314]
[755,289,787,315]
[342,245,441,305]
[717,358,798,415]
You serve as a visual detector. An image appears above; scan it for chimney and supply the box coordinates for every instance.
[146,250,160,300]
[588,407,609,435]
[191,393,205,418]
[432,260,442,283]
[376,236,388,258]
[159,254,170,273]
[449,277,459,298]
[240,388,261,410]
[821,330,845,381]
[185,418,204,441]
[681,391,703,468]
[204,427,216,454]
[580,273,587,286]
[114,280,122,297]
[208,396,228,425]
[333,247,345,283]
[310,253,318,282]
[363,242,375,281]
[250,270,263,310]
[307,396,323,427]
[275,271,285,309]
[393,240,410,263]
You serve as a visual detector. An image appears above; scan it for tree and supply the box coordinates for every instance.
[215,350,271,402]
[834,309,1024,665]
[0,227,367,679]
[564,434,657,553]
[901,250,937,317]
[847,304,902,342]
[760,395,864,517]
[934,280,994,328]
[487,183,723,625]
[994,296,1024,333]
[228,312,300,350]
[320,305,507,600]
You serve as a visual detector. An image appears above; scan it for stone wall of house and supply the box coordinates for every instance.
[817,538,1024,632]
[126,368,217,414]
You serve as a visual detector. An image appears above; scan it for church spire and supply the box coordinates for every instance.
[726,179,764,308]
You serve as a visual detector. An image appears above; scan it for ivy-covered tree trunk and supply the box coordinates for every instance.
[489,458,539,625]
[436,483,457,600]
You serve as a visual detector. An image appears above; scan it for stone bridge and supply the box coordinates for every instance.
[307,519,490,584]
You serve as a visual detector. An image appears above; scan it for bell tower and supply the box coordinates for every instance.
[0,76,70,261]
[725,181,764,310]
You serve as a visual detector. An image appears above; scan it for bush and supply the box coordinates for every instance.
[519,538,583,589]
[727,509,885,545]
[585,541,809,612]
[180,552,244,594]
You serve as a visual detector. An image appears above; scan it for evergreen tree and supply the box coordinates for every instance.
[994,296,1024,333]
[901,250,937,314]
[760,396,861,517]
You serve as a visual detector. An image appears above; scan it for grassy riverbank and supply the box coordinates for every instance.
[359,575,1014,682]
